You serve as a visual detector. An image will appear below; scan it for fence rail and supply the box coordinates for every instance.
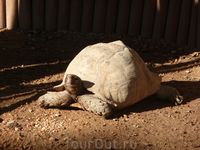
[0,0,199,49]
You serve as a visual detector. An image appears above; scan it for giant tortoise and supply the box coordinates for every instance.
[38,41,183,118]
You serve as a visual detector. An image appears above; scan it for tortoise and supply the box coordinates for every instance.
[38,40,183,118]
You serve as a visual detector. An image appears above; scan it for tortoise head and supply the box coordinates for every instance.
[64,74,83,95]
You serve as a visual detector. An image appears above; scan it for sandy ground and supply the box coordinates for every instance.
[0,29,200,150]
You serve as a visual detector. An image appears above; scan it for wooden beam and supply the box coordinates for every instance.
[32,0,45,30]
[153,0,169,39]
[116,0,131,34]
[0,0,6,28]
[81,0,94,32]
[128,0,144,36]
[6,0,18,29]
[141,0,157,38]
[18,0,31,30]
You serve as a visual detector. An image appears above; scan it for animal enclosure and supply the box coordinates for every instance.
[0,0,199,48]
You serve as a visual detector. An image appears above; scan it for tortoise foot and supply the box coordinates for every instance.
[38,91,74,108]
[156,85,183,105]
[77,94,114,119]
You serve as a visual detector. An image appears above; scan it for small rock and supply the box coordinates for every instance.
[55,114,61,117]
[7,121,23,130]
[133,133,138,136]
[124,118,129,121]
[136,125,142,128]
[185,110,192,113]
[147,143,153,146]
[15,127,20,131]
[63,137,70,141]
[123,114,128,118]
[180,130,187,134]
[49,137,55,141]
[190,52,199,57]
[41,127,46,131]
[28,109,33,112]
[143,142,153,147]
[123,114,129,121]
[174,111,180,113]
[186,70,190,73]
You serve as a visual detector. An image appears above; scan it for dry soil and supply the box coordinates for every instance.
[0,29,200,150]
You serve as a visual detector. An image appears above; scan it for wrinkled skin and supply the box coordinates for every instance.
[64,74,83,96]
[38,74,113,118]
[156,85,183,105]
[38,74,183,119]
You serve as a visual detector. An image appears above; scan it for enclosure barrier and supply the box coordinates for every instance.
[0,0,199,49]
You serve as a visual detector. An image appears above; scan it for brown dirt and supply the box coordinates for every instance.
[0,29,199,150]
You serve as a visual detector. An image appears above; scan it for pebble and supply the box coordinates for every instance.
[41,127,46,131]
[63,137,70,141]
[7,121,22,130]
[123,114,128,118]
[174,111,180,113]
[15,127,20,131]
[133,133,138,136]
[180,130,187,134]
[190,52,199,57]
[49,137,55,141]
[55,114,61,117]
[124,118,129,121]
[137,125,142,128]
[185,110,192,113]
[28,109,33,112]
[186,70,190,73]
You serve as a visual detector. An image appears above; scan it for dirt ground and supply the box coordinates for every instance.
[0,29,199,150]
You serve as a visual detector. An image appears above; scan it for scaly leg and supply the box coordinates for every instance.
[38,91,74,108]
[156,85,183,105]
[77,94,114,119]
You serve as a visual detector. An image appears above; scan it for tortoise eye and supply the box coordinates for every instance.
[74,77,78,80]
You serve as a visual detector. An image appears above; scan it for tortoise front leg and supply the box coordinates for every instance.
[77,94,114,119]
[38,91,74,108]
